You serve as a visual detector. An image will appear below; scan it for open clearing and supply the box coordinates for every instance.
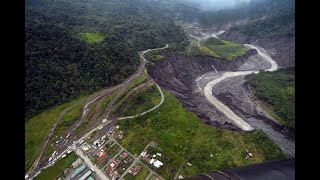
[78,32,104,43]
[201,38,246,60]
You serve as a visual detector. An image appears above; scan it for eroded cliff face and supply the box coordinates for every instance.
[148,49,258,131]
[220,30,295,68]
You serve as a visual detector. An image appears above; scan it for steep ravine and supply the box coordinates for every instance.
[148,40,294,157]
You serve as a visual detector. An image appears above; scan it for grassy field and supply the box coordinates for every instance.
[198,45,219,57]
[78,32,104,43]
[112,71,149,113]
[34,152,78,180]
[202,38,246,60]
[247,67,295,128]
[55,103,83,137]
[25,95,87,172]
[118,90,285,179]
[119,84,161,116]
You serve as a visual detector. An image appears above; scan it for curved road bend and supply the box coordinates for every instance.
[203,43,278,131]
[27,44,169,178]
[106,44,168,120]
[117,83,164,120]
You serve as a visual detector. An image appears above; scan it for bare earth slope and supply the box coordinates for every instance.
[220,30,295,68]
[148,49,258,130]
[148,46,295,157]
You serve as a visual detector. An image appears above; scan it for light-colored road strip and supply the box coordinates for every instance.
[203,38,278,131]
[76,148,109,180]
[117,84,164,120]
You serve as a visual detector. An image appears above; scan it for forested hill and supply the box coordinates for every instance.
[25,0,186,119]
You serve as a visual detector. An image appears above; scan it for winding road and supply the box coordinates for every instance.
[200,32,278,131]
[27,44,169,180]
[117,84,164,120]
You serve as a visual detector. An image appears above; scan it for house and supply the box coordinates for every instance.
[129,164,142,176]
[154,160,163,168]
[110,170,119,180]
[140,151,147,158]
[106,160,119,176]
[97,147,106,157]
[120,152,128,160]
[96,153,108,166]
[149,159,163,168]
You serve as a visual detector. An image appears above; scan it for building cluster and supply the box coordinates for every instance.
[93,135,106,148]
[114,130,124,140]
[140,150,164,169]
[128,163,143,176]
[105,159,121,180]
[105,151,134,179]
[64,158,95,180]
[96,147,109,166]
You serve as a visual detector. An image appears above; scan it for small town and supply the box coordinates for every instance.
[29,123,164,180]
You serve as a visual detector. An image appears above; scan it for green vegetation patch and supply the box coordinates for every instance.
[118,90,285,178]
[120,84,161,116]
[133,167,149,180]
[247,68,295,128]
[78,32,105,43]
[198,45,219,57]
[202,38,246,60]
[55,103,83,137]
[145,50,166,63]
[35,152,78,180]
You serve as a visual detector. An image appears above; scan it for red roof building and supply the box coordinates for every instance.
[96,153,108,166]
[106,160,119,176]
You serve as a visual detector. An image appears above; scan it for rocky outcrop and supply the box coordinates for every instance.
[220,30,295,68]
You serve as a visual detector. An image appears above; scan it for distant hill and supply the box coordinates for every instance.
[25,0,186,119]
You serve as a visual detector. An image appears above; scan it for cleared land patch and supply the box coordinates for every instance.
[78,32,104,43]
[201,38,246,60]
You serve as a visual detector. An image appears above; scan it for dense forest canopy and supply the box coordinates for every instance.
[25,0,186,119]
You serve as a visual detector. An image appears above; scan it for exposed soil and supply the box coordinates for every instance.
[220,30,295,68]
[148,48,295,157]
[148,49,258,131]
